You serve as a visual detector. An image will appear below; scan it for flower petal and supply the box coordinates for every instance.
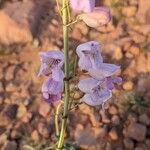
[43,93,61,104]
[89,63,120,80]
[76,41,103,70]
[51,67,64,82]
[79,7,111,28]
[81,89,112,106]
[42,77,63,95]
[70,0,95,13]
[78,78,101,93]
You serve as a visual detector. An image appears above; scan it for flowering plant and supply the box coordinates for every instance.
[38,0,122,149]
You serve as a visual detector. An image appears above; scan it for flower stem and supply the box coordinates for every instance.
[57,0,70,149]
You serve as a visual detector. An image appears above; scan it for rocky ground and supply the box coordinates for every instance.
[0,0,150,150]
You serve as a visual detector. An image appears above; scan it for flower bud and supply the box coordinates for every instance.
[79,7,111,28]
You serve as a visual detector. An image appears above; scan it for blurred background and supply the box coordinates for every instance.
[0,0,150,150]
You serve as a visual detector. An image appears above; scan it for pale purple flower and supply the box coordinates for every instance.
[78,78,112,106]
[88,63,120,80]
[79,7,111,28]
[38,51,64,77]
[106,76,122,90]
[70,0,95,13]
[42,77,64,103]
[76,41,103,71]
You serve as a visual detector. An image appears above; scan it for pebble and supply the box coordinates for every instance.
[108,127,118,140]
[3,104,18,120]
[123,138,134,150]
[37,123,51,139]
[122,6,137,17]
[39,101,50,117]
[0,81,4,92]
[31,130,39,141]
[139,114,150,125]
[5,66,15,81]
[111,115,120,125]
[100,110,110,124]
[0,134,7,145]
[2,141,17,150]
[123,81,134,90]
[129,46,140,57]
[5,83,18,92]
[127,113,138,123]
[126,123,146,141]
[108,105,118,115]
[93,126,107,138]
[17,104,27,119]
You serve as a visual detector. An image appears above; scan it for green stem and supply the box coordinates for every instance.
[57,0,69,149]
[55,102,63,137]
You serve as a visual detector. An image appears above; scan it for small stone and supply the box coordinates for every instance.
[39,101,50,117]
[17,104,27,119]
[111,115,120,125]
[31,130,39,141]
[105,142,112,150]
[112,47,123,60]
[122,6,137,17]
[126,123,146,141]
[5,83,18,92]
[123,81,134,90]
[37,123,50,139]
[3,104,18,120]
[5,66,15,81]
[93,126,107,138]
[145,139,150,148]
[129,46,140,57]
[0,134,7,145]
[123,138,134,150]
[22,112,32,123]
[10,130,20,140]
[2,141,17,150]
[139,114,150,125]
[108,127,118,140]
[73,91,84,100]
[128,113,138,123]
[125,52,134,59]
[0,82,4,92]
[108,105,118,115]
[100,110,110,124]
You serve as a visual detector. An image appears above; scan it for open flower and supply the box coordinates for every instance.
[38,51,64,77]
[76,41,103,71]
[42,77,64,103]
[106,76,122,90]
[79,7,111,28]
[70,0,95,13]
[88,63,120,80]
[78,78,112,106]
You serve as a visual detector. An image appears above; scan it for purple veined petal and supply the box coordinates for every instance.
[111,76,122,84]
[51,67,64,82]
[39,50,64,67]
[76,41,103,70]
[78,78,101,93]
[70,0,95,13]
[37,63,51,77]
[78,55,92,71]
[81,89,112,106]
[106,76,122,90]
[89,63,120,80]
[43,93,61,104]
[78,6,111,28]
[42,77,64,95]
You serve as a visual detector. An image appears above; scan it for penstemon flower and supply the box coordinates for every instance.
[38,51,64,77]
[79,7,111,28]
[76,41,103,71]
[42,77,64,103]
[77,41,122,106]
[70,0,95,13]
[78,78,112,106]
[38,50,64,104]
